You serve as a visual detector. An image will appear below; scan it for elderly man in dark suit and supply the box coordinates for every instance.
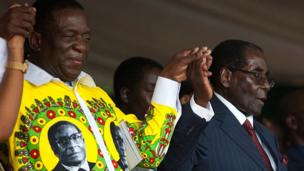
[159,39,287,171]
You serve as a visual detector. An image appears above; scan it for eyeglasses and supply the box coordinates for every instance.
[228,67,275,88]
[56,132,83,147]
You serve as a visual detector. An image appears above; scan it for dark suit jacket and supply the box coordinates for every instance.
[159,96,287,171]
[52,161,95,171]
[158,102,208,171]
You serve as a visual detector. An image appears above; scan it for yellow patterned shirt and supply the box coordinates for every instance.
[8,62,178,171]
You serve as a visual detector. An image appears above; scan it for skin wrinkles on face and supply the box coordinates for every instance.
[37,8,91,82]
[55,125,86,166]
[127,67,161,120]
[226,48,271,116]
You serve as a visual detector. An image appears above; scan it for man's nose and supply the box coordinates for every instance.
[263,78,274,91]
[73,36,88,54]
[66,138,79,148]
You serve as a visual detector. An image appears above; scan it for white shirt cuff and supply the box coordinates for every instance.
[0,38,8,81]
[151,76,180,109]
[190,95,214,121]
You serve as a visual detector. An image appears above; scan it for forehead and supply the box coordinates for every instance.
[140,67,161,83]
[50,8,90,32]
[242,48,268,71]
[55,124,78,136]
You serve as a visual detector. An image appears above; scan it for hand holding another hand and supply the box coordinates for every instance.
[188,46,213,107]
[0,3,35,43]
[160,47,200,83]
[0,4,36,61]
[161,46,213,107]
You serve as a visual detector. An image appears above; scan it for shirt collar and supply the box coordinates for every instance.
[61,160,90,171]
[25,61,96,87]
[214,92,254,127]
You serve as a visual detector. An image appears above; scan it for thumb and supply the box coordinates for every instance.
[9,3,22,8]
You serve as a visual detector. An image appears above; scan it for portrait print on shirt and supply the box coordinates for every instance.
[48,121,95,171]
[13,95,130,171]
[110,123,129,170]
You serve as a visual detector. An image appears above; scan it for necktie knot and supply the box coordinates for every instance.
[243,119,254,135]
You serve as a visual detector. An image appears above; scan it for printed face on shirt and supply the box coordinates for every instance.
[35,8,91,82]
[110,123,128,169]
[48,121,86,166]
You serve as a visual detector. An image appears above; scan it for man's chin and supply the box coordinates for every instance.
[250,108,263,117]
[243,106,262,117]
[62,159,84,167]
[61,72,81,82]
[62,154,85,166]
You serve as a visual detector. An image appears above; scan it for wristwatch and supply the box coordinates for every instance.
[6,61,28,73]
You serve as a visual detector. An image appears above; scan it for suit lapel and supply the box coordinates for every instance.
[254,122,279,167]
[211,97,267,170]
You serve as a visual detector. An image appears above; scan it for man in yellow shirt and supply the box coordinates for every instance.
[0,0,212,170]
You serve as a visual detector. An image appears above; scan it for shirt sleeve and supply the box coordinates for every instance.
[151,76,182,122]
[151,76,180,109]
[0,38,8,81]
[189,95,214,121]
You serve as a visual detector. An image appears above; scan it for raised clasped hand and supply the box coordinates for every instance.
[187,46,213,107]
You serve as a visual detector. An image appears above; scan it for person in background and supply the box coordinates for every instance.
[279,89,304,171]
[114,57,195,118]
[113,56,163,121]
[113,57,163,171]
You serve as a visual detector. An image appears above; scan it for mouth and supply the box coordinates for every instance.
[257,97,267,104]
[69,58,84,65]
[66,151,82,158]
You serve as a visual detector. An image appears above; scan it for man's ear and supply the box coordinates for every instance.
[285,114,297,130]
[29,31,41,52]
[180,94,192,105]
[219,67,232,88]
[120,87,130,104]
